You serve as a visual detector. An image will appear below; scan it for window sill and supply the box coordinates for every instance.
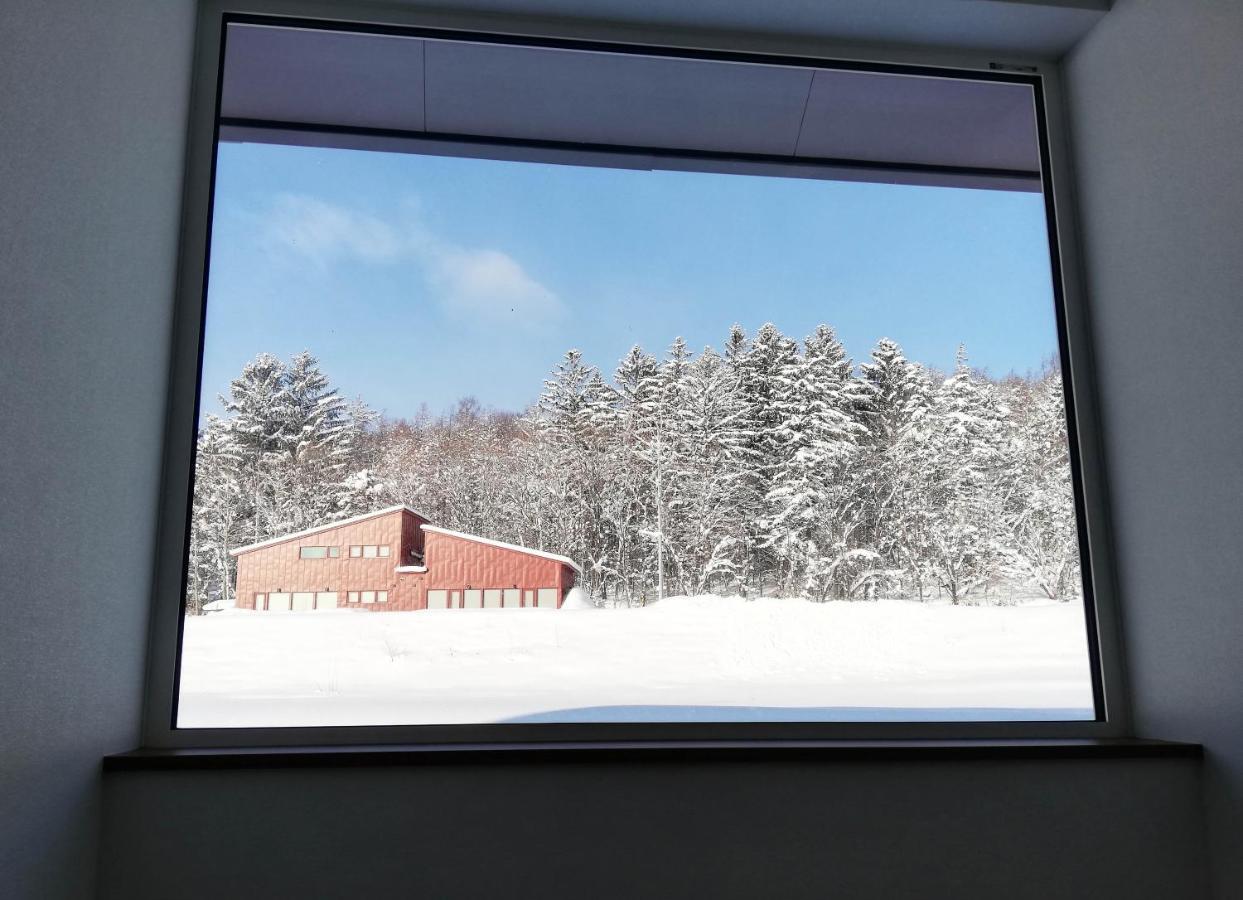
[103,738,1201,771]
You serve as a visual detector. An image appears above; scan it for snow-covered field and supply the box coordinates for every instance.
[177,596,1096,727]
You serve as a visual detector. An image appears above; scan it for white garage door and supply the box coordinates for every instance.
[483,589,502,608]
[315,591,338,610]
[536,588,559,609]
[503,588,521,608]
[292,592,315,611]
[268,592,291,612]
[427,589,449,610]
[463,589,482,609]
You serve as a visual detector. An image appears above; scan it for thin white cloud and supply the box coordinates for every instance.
[261,194,403,263]
[256,193,563,325]
[426,247,563,322]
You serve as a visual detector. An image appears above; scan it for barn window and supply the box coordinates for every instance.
[154,14,1124,741]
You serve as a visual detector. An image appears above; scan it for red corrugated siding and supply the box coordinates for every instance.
[233,512,575,612]
[233,509,428,611]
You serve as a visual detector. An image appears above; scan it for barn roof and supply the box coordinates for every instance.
[228,505,431,556]
[420,524,583,574]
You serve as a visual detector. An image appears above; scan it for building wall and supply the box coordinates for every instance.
[1063,1,1243,896]
[421,530,572,603]
[0,2,198,898]
[234,509,423,610]
[234,513,574,611]
[99,757,1208,900]
[0,2,1230,898]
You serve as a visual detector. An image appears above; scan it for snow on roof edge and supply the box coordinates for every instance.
[419,524,583,573]
[228,505,432,556]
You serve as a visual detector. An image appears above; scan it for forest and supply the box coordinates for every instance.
[186,324,1082,614]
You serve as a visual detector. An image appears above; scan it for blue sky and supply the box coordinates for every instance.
[201,141,1058,421]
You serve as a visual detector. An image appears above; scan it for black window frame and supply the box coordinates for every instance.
[141,3,1129,749]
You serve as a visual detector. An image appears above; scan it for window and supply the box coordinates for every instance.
[156,15,1120,741]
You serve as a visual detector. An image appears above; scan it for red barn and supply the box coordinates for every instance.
[229,506,579,612]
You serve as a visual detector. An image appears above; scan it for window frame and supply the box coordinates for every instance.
[144,0,1129,749]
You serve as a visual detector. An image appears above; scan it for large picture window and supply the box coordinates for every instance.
[166,15,1110,734]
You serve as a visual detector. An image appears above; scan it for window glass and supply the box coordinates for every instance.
[174,25,1100,729]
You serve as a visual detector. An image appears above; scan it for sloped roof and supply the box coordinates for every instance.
[229,505,430,556]
[420,524,582,574]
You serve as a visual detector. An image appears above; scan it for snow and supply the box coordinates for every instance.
[176,595,1096,727]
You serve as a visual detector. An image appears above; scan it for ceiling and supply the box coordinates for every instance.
[220,22,1046,193]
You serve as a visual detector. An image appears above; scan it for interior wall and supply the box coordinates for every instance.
[0,2,196,898]
[0,0,1232,898]
[1063,1,1243,897]
[99,758,1207,900]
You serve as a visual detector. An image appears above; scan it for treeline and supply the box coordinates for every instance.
[187,326,1082,613]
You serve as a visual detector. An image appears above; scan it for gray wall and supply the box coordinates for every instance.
[99,758,1208,900]
[1064,1,1243,897]
[0,1,195,897]
[2,0,1238,898]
